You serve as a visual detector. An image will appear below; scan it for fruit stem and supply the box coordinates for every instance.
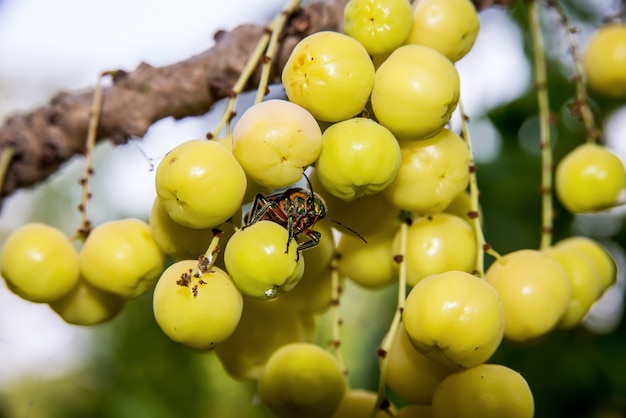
[528,0,555,250]
[371,214,408,418]
[201,227,224,272]
[546,0,602,144]
[74,72,107,241]
[254,0,301,104]
[329,254,347,376]
[210,0,301,138]
[0,146,15,197]
[459,102,489,277]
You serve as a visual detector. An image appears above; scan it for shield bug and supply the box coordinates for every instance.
[243,173,366,256]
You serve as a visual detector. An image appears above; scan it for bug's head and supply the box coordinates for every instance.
[303,172,326,217]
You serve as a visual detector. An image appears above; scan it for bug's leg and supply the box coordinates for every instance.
[297,230,322,252]
[243,194,274,227]
[285,215,295,254]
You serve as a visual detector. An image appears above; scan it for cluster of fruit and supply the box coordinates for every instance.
[1,0,625,417]
[0,219,165,325]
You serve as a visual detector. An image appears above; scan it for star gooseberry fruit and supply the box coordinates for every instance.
[79,218,165,299]
[281,31,375,122]
[402,270,505,369]
[224,220,304,300]
[257,342,347,418]
[155,139,247,229]
[152,260,243,350]
[555,143,626,214]
[1,223,80,303]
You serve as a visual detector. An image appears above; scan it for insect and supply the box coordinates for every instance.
[243,174,366,256]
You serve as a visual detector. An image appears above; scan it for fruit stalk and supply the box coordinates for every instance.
[210,0,301,138]
[528,0,555,250]
[75,73,107,240]
[459,101,492,276]
[329,256,347,375]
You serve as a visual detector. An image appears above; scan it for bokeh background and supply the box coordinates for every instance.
[0,0,625,417]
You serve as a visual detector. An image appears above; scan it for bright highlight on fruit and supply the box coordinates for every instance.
[281,31,375,122]
[232,99,322,189]
[1,223,80,303]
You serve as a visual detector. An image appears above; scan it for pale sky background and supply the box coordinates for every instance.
[0,0,623,391]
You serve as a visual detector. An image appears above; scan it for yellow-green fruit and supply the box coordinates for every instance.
[343,0,414,55]
[149,196,214,261]
[257,342,347,418]
[555,143,626,213]
[403,271,504,368]
[386,327,458,405]
[153,260,243,350]
[431,364,534,418]
[1,223,79,303]
[79,218,165,299]
[555,236,616,293]
[215,298,313,381]
[583,23,626,98]
[232,100,322,189]
[282,31,375,122]
[331,389,391,418]
[316,118,402,201]
[371,45,460,140]
[406,0,480,62]
[383,129,470,214]
[155,139,247,228]
[544,245,602,329]
[337,226,398,289]
[224,221,304,299]
[49,279,126,326]
[485,249,571,342]
[393,213,477,287]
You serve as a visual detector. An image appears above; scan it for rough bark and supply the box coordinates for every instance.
[0,0,511,201]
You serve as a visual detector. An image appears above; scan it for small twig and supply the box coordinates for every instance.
[458,102,494,276]
[328,254,347,375]
[528,0,555,250]
[210,0,302,138]
[74,73,107,240]
[0,147,15,197]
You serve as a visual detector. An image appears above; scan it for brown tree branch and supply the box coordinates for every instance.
[0,0,510,202]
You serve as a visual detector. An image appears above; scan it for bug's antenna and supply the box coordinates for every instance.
[303,171,315,196]
[325,216,368,244]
